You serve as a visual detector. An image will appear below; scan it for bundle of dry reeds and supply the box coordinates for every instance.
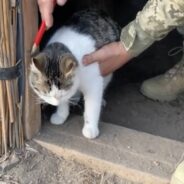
[0,0,24,160]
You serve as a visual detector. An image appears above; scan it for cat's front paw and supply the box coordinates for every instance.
[50,113,66,125]
[82,125,99,139]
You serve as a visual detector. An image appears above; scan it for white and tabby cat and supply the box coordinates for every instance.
[29,9,120,139]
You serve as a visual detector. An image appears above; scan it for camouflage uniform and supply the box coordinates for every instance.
[120,0,184,57]
[119,0,184,103]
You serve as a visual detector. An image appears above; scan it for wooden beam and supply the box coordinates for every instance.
[22,0,41,139]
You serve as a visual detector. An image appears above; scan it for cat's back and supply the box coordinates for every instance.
[49,9,120,63]
[65,9,120,49]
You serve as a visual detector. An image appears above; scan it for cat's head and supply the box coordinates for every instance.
[29,43,78,106]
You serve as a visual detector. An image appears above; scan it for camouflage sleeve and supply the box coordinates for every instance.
[120,0,184,57]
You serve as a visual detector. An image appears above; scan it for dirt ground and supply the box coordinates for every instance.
[0,141,138,184]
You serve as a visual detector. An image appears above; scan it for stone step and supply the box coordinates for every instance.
[34,116,184,184]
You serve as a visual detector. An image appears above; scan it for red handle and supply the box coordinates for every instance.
[34,21,46,46]
[33,0,57,46]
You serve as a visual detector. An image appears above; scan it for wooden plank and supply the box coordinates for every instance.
[22,0,41,139]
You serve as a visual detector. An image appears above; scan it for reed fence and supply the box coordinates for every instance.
[0,0,41,162]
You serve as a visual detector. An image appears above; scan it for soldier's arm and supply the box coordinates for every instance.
[82,0,184,75]
[121,0,184,57]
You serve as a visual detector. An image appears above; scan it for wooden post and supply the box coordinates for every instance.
[22,0,41,139]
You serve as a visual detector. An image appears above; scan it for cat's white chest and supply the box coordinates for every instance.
[48,27,96,63]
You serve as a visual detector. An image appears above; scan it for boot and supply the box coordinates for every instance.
[171,160,184,184]
[140,55,184,101]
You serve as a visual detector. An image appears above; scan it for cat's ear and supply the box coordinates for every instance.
[61,56,77,78]
[31,53,47,73]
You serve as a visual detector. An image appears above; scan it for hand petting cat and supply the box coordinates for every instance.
[37,0,132,76]
[37,0,67,29]
[82,42,132,76]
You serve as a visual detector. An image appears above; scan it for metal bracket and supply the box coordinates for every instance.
[0,60,22,80]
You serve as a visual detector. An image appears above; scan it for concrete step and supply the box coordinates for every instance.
[34,116,184,184]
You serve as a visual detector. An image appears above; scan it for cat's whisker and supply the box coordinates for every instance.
[70,97,81,101]
[31,92,40,101]
[39,99,46,104]
[69,101,78,105]
[34,100,43,105]
[31,91,48,104]
[68,101,75,105]
[32,96,46,105]
[68,100,82,108]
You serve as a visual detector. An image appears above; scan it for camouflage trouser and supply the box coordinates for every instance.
[120,0,184,57]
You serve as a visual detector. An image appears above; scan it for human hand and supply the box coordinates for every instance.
[37,0,67,29]
[83,42,132,76]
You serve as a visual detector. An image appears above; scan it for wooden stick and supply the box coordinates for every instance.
[0,0,15,155]
[3,0,15,124]
[19,96,24,148]
[0,81,8,155]
[0,1,2,155]
[0,0,8,156]
[0,121,2,155]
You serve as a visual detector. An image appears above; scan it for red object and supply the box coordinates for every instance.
[31,0,56,54]
[34,21,47,47]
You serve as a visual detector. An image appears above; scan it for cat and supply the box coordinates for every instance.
[29,9,120,139]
